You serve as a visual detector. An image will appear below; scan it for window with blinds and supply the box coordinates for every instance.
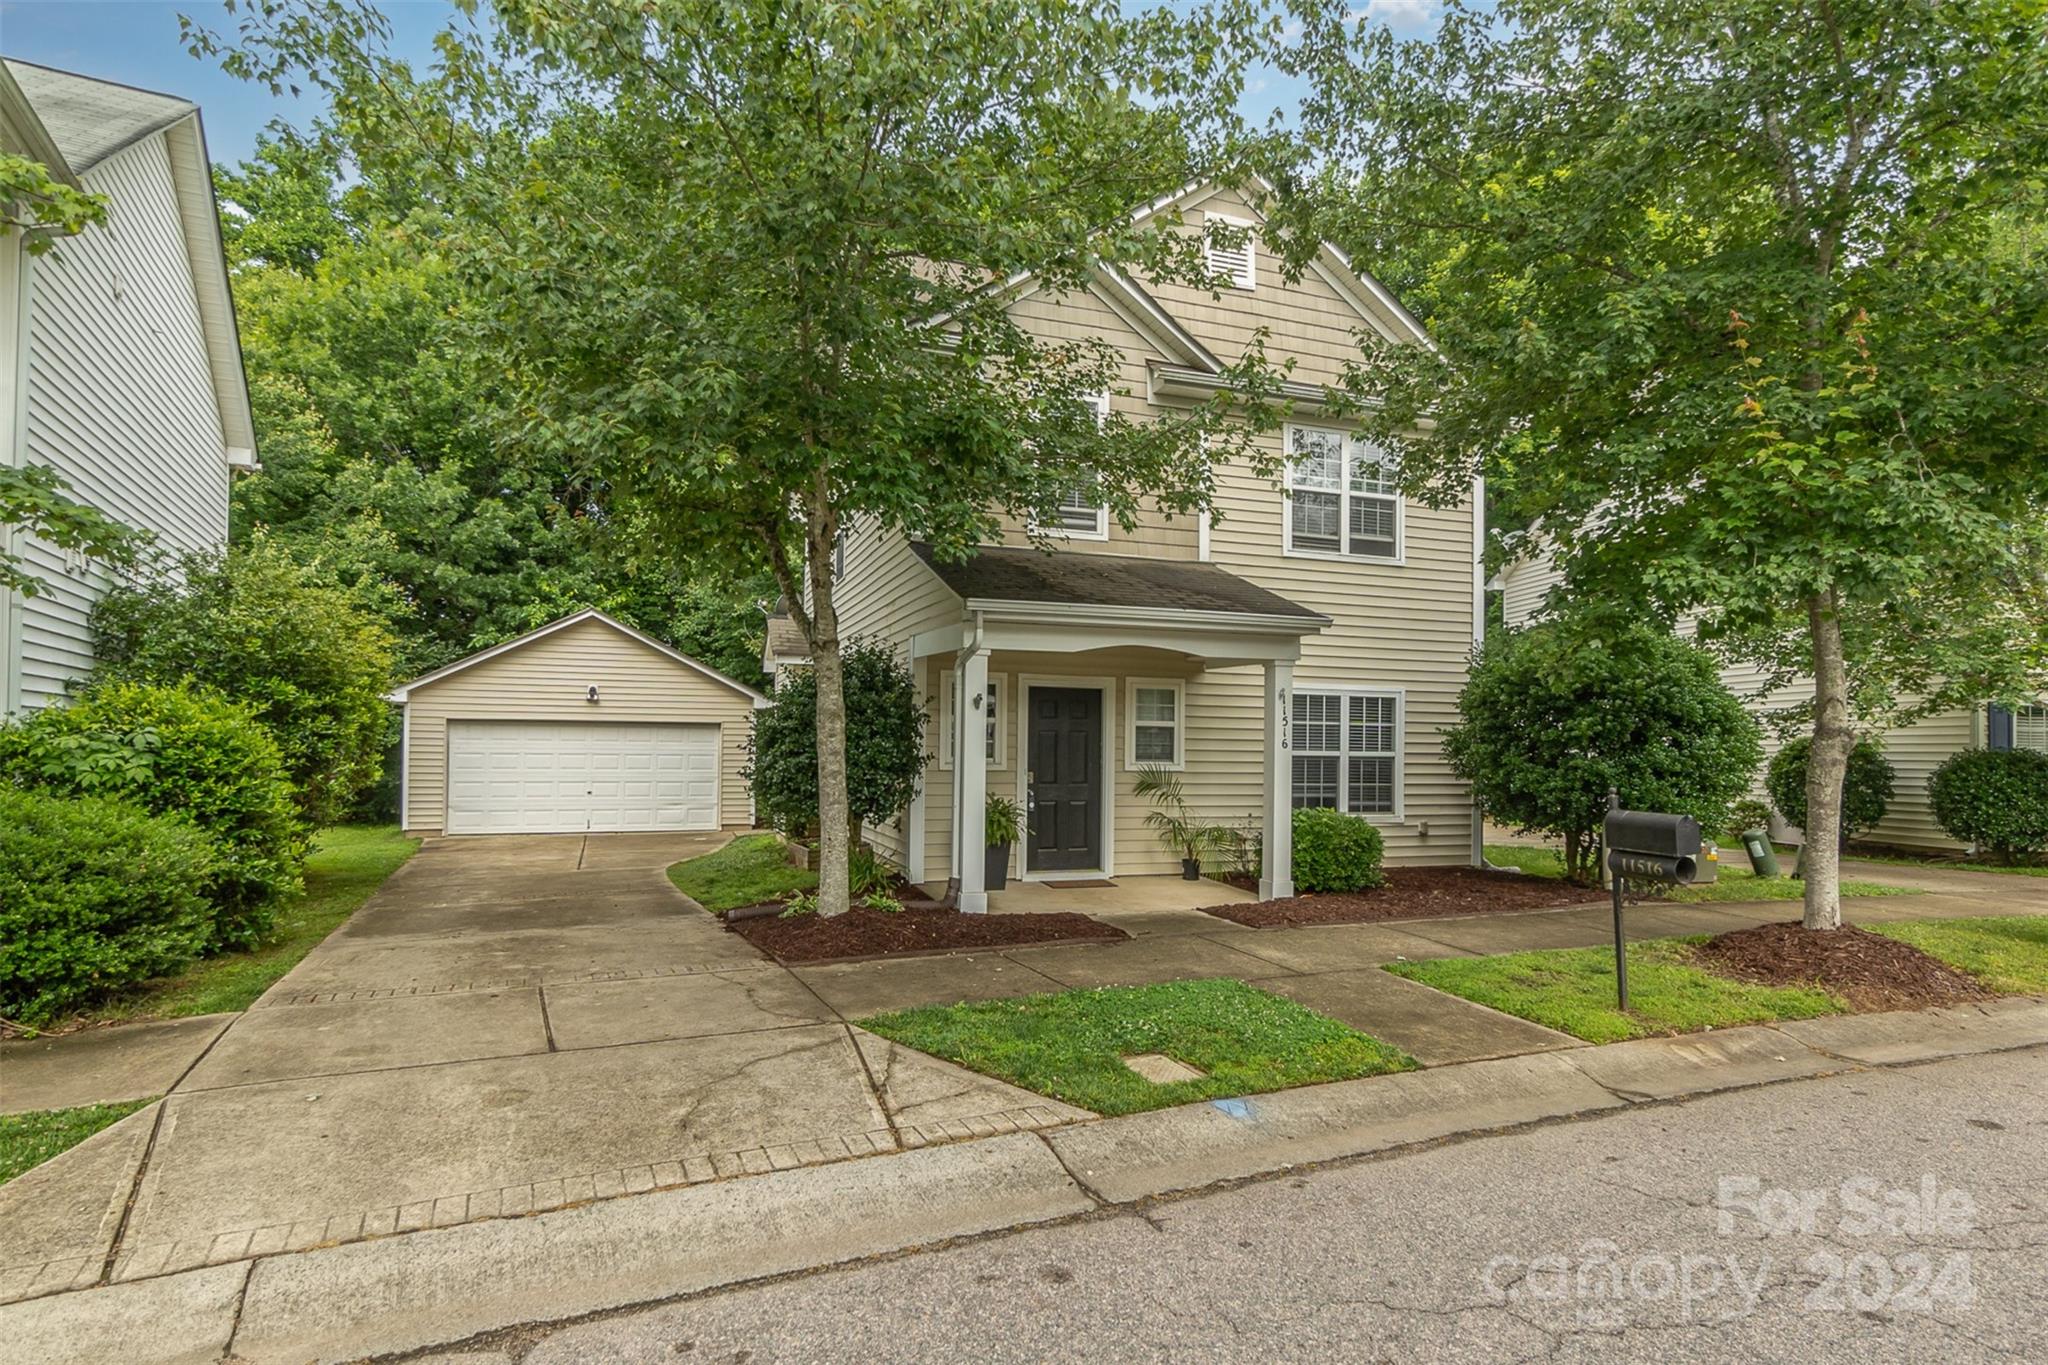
[1291,689,1400,815]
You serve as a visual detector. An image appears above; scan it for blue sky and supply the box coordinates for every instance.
[2,0,1442,166]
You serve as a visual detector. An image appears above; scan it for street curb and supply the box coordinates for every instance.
[5,997,2042,1363]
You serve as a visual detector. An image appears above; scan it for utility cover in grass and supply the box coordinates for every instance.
[858,979,1417,1117]
[1387,939,1845,1046]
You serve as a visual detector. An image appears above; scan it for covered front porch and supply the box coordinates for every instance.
[898,544,1329,912]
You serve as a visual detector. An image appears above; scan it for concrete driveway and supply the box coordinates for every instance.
[1,833,1085,1302]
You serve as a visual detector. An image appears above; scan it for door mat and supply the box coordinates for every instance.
[1040,878,1117,889]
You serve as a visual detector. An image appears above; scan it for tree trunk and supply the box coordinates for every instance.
[1801,589,1853,931]
[805,491,852,919]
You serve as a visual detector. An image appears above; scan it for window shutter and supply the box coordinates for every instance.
[1987,704,2014,750]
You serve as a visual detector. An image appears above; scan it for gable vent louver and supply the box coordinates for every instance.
[1205,218,1256,290]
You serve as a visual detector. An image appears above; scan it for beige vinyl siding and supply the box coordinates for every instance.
[9,133,231,712]
[834,179,1481,876]
[828,522,962,866]
[1141,185,1415,386]
[402,618,757,833]
[985,285,1199,559]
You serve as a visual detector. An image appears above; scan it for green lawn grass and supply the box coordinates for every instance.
[668,832,817,914]
[1387,939,1844,1045]
[1481,843,1916,903]
[0,1099,153,1186]
[858,978,1416,1117]
[73,825,419,1027]
[1849,852,2048,878]
[1865,917,2048,994]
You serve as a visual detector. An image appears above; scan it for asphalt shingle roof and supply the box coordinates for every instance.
[5,59,193,173]
[909,542,1325,621]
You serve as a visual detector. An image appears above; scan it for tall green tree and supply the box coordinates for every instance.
[1285,0,2048,928]
[217,128,774,683]
[197,0,1294,913]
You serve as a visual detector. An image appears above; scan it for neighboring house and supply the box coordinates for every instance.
[832,182,1484,910]
[388,609,770,836]
[761,605,810,689]
[1499,550,2042,853]
[0,59,255,713]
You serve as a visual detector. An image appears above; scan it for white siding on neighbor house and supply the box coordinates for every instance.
[402,619,758,833]
[1500,551,1566,631]
[7,132,230,712]
[834,182,1482,880]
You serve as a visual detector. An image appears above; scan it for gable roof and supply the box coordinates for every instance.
[388,609,773,707]
[1,58,259,467]
[3,59,193,172]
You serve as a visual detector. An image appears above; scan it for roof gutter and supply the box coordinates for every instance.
[961,597,1329,636]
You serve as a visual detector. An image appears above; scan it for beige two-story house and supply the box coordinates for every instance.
[831,182,1484,911]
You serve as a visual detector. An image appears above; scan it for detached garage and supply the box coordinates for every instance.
[390,610,770,836]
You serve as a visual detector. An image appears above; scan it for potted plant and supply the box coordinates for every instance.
[1135,766,1224,879]
[985,794,1024,891]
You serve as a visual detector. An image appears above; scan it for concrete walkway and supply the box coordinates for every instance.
[4,839,2040,1330]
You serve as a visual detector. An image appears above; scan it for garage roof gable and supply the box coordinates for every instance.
[387,609,772,707]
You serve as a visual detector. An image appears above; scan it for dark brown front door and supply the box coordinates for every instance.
[1027,687,1103,872]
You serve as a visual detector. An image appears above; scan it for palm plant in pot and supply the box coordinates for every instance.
[985,794,1024,891]
[1135,766,1226,880]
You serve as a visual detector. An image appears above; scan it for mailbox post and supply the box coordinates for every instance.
[1601,790,1703,1009]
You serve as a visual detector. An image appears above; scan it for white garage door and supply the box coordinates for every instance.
[446,720,719,835]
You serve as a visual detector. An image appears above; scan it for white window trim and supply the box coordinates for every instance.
[2017,703,2048,754]
[1288,685,1406,822]
[1281,423,1406,566]
[1037,392,1111,541]
[1204,211,1256,290]
[937,669,1008,771]
[1124,677,1186,771]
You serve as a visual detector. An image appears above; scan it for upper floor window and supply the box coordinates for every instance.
[1205,214,1256,290]
[1285,425,1401,562]
[1047,393,1110,540]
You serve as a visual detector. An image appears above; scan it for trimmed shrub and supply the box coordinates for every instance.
[1766,736,1895,840]
[1442,620,1764,884]
[746,638,929,843]
[0,683,308,947]
[0,788,216,1025]
[1928,747,2048,862]
[1292,808,1387,893]
[92,537,396,825]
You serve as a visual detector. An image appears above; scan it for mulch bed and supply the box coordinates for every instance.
[1693,921,1991,1012]
[1205,866,1604,929]
[728,905,1128,964]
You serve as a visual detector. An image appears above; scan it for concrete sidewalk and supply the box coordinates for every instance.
[6,995,2041,1364]
[4,839,2038,1344]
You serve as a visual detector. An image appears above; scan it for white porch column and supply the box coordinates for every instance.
[1259,659,1294,900]
[955,646,991,913]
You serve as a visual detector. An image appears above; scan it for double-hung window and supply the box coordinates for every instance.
[1048,393,1111,539]
[1290,689,1401,816]
[2017,704,2048,754]
[1286,425,1401,561]
[1126,679,1184,768]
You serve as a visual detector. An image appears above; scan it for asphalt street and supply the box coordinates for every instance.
[509,1047,2046,1364]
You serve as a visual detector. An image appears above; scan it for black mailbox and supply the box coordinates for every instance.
[1604,809,1701,885]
